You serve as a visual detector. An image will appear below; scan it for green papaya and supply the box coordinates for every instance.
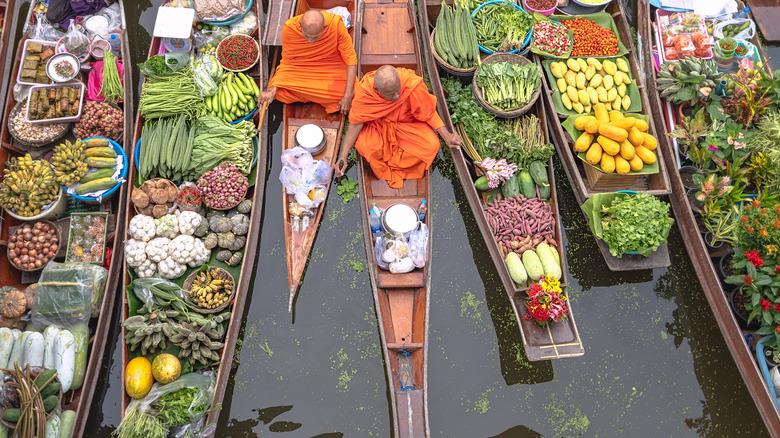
[518,171,536,199]
[529,161,550,199]
[474,175,490,191]
[501,174,521,198]
[84,157,117,168]
[75,177,118,195]
[84,147,117,158]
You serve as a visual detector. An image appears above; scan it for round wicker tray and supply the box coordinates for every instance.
[183,267,236,314]
[7,99,69,148]
[472,53,541,118]
[7,220,63,272]
[133,178,179,215]
[430,28,477,78]
[216,34,260,73]
[4,187,68,222]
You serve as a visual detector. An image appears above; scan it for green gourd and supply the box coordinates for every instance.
[522,250,544,281]
[505,252,527,285]
[518,171,536,199]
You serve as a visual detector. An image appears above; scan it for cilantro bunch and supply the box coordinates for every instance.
[600,193,674,257]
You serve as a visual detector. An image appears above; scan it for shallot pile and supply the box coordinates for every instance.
[197,162,248,209]
[8,222,59,270]
[485,195,557,255]
[73,101,123,140]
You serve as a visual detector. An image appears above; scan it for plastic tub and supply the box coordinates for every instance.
[472,1,532,54]
[163,37,192,53]
[25,82,85,124]
[523,0,557,16]
[67,137,127,203]
[571,0,612,6]
[655,9,713,62]
[16,39,57,86]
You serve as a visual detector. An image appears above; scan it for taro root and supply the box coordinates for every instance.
[149,188,168,205]
[139,205,155,216]
[165,185,178,203]
[140,180,156,194]
[131,187,150,209]
[152,204,169,218]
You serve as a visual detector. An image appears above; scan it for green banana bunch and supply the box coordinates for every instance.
[51,139,88,186]
[0,154,59,217]
[655,58,724,105]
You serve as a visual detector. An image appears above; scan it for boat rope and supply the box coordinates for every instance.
[395,343,417,392]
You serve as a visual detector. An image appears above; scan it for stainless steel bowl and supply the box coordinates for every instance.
[294,124,326,156]
[381,203,420,238]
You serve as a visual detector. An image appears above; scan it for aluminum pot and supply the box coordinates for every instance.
[294,124,326,156]
[381,203,420,239]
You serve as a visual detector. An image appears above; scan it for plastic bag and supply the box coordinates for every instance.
[86,59,125,101]
[281,147,314,169]
[24,13,65,41]
[193,27,230,50]
[324,6,351,29]
[166,51,191,72]
[119,372,215,438]
[279,165,305,194]
[32,262,106,328]
[306,160,333,187]
[294,184,317,209]
[408,223,428,268]
[131,277,185,310]
[714,18,756,41]
[193,63,218,96]
[196,53,223,81]
[61,20,91,60]
[194,0,247,22]
[230,11,258,35]
[390,257,415,274]
[375,238,390,270]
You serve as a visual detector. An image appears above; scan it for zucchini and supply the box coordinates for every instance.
[46,413,60,438]
[59,410,76,438]
[8,332,30,368]
[22,332,44,368]
[54,330,76,392]
[0,328,14,368]
[79,168,115,183]
[70,322,89,390]
[518,171,536,199]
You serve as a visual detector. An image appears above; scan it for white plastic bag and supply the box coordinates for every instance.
[325,6,352,29]
[408,223,428,268]
[390,257,415,274]
[279,165,305,194]
[375,238,390,270]
[306,160,333,187]
[281,147,314,169]
[230,11,258,35]
[714,18,756,40]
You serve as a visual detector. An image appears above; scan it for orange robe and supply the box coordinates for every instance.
[268,12,357,113]
[349,68,443,188]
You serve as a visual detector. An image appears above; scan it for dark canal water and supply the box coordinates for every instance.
[6,0,776,435]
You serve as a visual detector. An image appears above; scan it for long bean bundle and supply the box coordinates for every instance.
[472,1,534,53]
[475,61,540,110]
[191,115,256,178]
[139,65,204,120]
[100,51,124,103]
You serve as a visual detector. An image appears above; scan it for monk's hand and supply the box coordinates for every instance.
[335,157,348,177]
[338,92,353,115]
[258,87,277,106]
[444,131,463,149]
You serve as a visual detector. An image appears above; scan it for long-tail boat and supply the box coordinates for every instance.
[418,1,584,360]
[120,0,268,430]
[0,0,19,108]
[637,0,780,434]
[265,0,361,312]
[534,1,673,271]
[0,0,133,436]
[353,0,431,435]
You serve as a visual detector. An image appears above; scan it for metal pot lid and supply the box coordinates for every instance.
[295,124,325,150]
[384,204,418,234]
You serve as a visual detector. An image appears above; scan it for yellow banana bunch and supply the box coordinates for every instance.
[0,154,59,217]
[52,140,88,186]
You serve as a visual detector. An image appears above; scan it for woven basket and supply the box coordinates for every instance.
[4,187,68,222]
[216,34,260,73]
[183,267,236,314]
[7,220,62,272]
[472,53,541,118]
[72,102,124,144]
[133,178,179,215]
[7,100,69,148]
[430,28,477,78]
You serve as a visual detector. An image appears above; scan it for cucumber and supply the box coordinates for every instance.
[8,332,30,368]
[41,382,61,399]
[54,330,75,392]
[43,395,58,412]
[75,177,118,195]
[69,322,88,391]
[0,328,14,368]
[22,332,44,368]
[518,171,536,199]
[2,408,19,423]
[474,175,490,191]
[59,410,76,438]
[79,168,115,183]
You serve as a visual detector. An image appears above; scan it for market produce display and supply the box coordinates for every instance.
[655,57,722,104]
[205,72,260,122]
[433,0,479,69]
[187,266,234,309]
[132,179,178,218]
[100,51,124,103]
[139,65,204,120]
[216,34,259,71]
[66,213,107,264]
[8,222,60,271]
[472,0,534,53]
[531,20,571,57]
[192,115,256,176]
[138,115,195,181]
[19,41,55,84]
[561,16,620,57]
[197,162,248,210]
[0,155,59,218]
[547,57,635,114]
[475,61,540,111]
[51,139,88,186]
[73,101,124,140]
[657,11,714,60]
[26,86,82,121]
[0,365,62,433]
[8,106,68,145]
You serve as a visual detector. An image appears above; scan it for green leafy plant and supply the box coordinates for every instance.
[337,178,359,204]
[666,111,709,157]
[703,204,741,247]
[598,193,674,257]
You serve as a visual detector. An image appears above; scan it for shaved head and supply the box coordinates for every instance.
[374,65,401,101]
[301,10,325,43]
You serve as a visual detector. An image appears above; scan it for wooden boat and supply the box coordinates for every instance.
[534,2,673,271]
[0,0,19,111]
[120,0,268,431]
[418,1,584,360]
[0,0,133,436]
[265,0,361,312]
[637,1,780,435]
[354,0,431,435]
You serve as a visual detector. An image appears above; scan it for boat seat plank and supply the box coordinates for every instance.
[387,342,424,351]
[746,0,780,41]
[286,125,339,162]
[394,390,426,438]
[377,270,425,289]
[264,0,297,46]
[386,287,415,342]
[361,5,415,59]
[370,178,420,197]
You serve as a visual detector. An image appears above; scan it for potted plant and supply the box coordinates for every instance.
[656,58,722,118]
[719,251,735,280]
[729,286,761,330]
[667,112,709,177]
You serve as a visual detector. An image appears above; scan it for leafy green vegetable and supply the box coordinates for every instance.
[598,193,674,257]
[475,62,540,111]
[138,54,174,77]
[337,178,359,204]
[153,387,204,426]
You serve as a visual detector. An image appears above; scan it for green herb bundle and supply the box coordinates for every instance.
[599,193,674,257]
[153,387,206,426]
[112,403,168,438]
[138,54,174,77]
[472,1,533,53]
[191,115,256,178]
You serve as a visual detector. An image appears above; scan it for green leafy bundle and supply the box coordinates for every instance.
[599,193,674,257]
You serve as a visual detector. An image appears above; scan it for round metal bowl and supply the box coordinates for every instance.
[294,124,326,156]
[381,203,420,238]
[46,52,81,82]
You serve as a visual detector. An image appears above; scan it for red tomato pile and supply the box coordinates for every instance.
[562,17,619,57]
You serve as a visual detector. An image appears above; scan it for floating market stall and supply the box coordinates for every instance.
[638,0,780,434]
[117,0,268,436]
[0,0,133,436]
[420,0,584,362]
[0,0,19,111]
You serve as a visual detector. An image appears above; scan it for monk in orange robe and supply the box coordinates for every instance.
[335,66,461,188]
[259,10,357,114]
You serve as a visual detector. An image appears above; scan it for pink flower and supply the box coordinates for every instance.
[734,141,746,150]
[708,144,718,151]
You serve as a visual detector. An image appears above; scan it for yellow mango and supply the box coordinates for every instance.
[622,95,631,111]
[578,89,591,106]
[585,119,601,134]
[557,78,567,93]
[576,72,586,89]
[617,83,627,97]
[597,69,607,77]
[587,58,603,71]
[589,74,603,88]
[609,110,624,121]
[635,145,657,164]
[605,102,612,110]
[567,58,580,72]
[561,93,573,110]
[597,87,608,103]
[550,62,564,79]
[619,140,635,160]
[603,75,614,90]
[575,132,594,152]
[572,102,585,114]
[565,71,576,87]
[634,119,649,132]
[615,156,631,175]
[607,87,618,102]
[585,65,596,81]
[614,71,624,85]
[600,154,616,173]
[642,133,658,150]
[594,103,609,123]
[573,115,595,131]
[629,155,644,171]
[597,135,621,156]
[567,85,579,103]
[577,58,589,72]
[603,59,617,75]
[586,143,603,165]
[609,117,636,130]
[628,126,645,146]
[623,74,632,85]
[616,57,629,73]
[587,87,598,105]
[583,103,592,114]
[613,95,623,111]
